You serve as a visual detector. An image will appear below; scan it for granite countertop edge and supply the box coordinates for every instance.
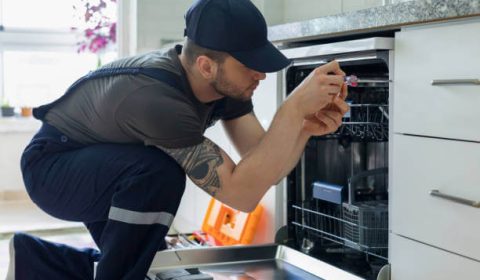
[268,0,480,43]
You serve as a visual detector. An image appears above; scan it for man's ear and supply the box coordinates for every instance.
[196,55,217,80]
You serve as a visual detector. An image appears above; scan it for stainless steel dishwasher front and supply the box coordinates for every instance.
[147,244,364,280]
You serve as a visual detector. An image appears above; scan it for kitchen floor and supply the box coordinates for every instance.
[0,200,95,278]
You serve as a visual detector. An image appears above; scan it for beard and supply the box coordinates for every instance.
[210,67,254,101]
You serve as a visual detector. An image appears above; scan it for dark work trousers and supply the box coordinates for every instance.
[18,122,186,279]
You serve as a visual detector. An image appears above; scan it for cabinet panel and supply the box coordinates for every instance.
[393,20,480,141]
[391,134,480,261]
[390,234,480,280]
[173,73,282,243]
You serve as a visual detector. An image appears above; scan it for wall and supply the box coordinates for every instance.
[251,0,285,26]
[129,0,285,53]
[135,0,193,54]
[123,0,416,53]
[283,0,342,23]
[0,119,41,194]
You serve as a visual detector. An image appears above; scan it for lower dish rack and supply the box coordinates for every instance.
[291,199,388,261]
[343,200,388,254]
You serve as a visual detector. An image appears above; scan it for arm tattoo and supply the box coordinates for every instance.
[158,139,224,196]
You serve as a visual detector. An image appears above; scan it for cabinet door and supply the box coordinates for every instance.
[391,134,480,261]
[173,73,282,243]
[393,20,480,141]
[390,234,480,280]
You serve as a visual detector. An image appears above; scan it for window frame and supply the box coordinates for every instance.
[0,0,118,105]
[0,28,81,103]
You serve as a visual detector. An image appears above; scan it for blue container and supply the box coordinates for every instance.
[312,181,344,204]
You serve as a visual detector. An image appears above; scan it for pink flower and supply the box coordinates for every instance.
[74,0,116,54]
[109,23,116,43]
[89,36,108,53]
[84,11,92,22]
[85,28,94,38]
[77,43,87,53]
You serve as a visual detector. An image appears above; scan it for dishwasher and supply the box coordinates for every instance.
[147,37,394,280]
[282,37,393,280]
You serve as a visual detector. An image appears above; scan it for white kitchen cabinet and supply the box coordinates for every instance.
[391,18,480,279]
[248,72,285,244]
[391,134,480,261]
[390,234,480,280]
[172,72,282,244]
[393,19,480,142]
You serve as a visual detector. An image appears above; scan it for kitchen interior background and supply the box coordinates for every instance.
[0,0,412,276]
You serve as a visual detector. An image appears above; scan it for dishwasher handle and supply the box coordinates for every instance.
[431,79,480,86]
[430,189,480,208]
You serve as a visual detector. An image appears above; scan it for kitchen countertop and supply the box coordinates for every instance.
[0,117,41,133]
[268,0,480,44]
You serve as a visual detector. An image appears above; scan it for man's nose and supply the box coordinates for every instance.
[253,71,266,81]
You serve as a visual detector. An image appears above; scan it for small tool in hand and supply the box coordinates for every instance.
[344,75,391,87]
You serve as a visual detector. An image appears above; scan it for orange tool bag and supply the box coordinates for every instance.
[201,198,263,246]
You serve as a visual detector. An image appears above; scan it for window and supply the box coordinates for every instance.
[3,0,77,29]
[3,51,97,107]
[0,0,117,108]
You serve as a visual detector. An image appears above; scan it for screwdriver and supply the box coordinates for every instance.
[344,75,391,87]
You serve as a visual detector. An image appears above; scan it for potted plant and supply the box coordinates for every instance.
[1,100,15,117]
[20,106,33,117]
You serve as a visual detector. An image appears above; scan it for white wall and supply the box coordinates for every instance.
[0,119,41,193]
[123,0,416,53]
[136,0,192,54]
[343,0,385,13]
[251,0,285,26]
[129,0,286,53]
[283,0,342,23]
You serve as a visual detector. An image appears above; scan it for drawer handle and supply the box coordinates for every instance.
[430,189,480,208]
[431,79,480,85]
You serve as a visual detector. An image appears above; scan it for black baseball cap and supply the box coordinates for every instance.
[184,0,291,73]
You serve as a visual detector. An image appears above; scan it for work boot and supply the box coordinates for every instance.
[5,232,99,280]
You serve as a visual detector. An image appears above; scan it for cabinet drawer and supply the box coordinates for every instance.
[393,20,480,141]
[391,134,480,261]
[390,234,480,280]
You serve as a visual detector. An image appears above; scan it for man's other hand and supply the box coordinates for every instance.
[288,60,346,117]
[302,83,349,136]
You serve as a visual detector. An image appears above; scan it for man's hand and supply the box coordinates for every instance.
[288,61,345,117]
[302,83,349,136]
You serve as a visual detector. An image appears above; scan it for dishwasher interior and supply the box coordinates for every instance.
[284,49,391,280]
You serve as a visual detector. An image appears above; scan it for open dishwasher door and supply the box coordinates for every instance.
[147,244,365,280]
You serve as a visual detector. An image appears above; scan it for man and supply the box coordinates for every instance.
[7,0,349,279]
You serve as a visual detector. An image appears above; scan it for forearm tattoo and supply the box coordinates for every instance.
[158,139,224,196]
